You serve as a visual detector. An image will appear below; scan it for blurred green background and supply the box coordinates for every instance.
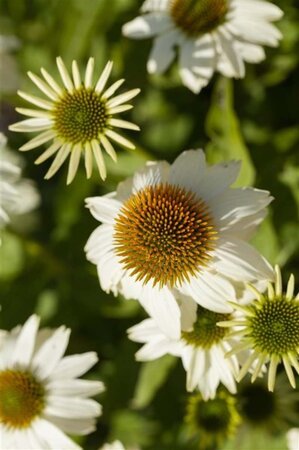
[0,0,299,448]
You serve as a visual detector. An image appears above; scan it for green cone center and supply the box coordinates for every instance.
[170,0,228,37]
[0,369,45,428]
[249,298,299,355]
[182,306,230,348]
[53,87,108,144]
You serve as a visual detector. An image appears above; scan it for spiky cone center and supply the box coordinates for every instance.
[52,87,108,144]
[248,297,299,356]
[0,369,45,428]
[186,391,240,448]
[113,183,217,287]
[170,0,228,37]
[182,306,230,348]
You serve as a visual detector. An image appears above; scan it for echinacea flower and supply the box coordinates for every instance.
[122,0,283,93]
[185,390,241,450]
[237,373,299,434]
[128,292,239,399]
[0,133,39,230]
[9,57,140,184]
[0,315,104,449]
[85,149,273,338]
[218,265,299,391]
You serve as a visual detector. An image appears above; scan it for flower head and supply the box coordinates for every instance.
[185,390,241,449]
[0,315,104,449]
[122,0,283,93]
[129,292,241,399]
[0,133,40,230]
[85,149,273,338]
[218,265,299,391]
[238,374,299,434]
[9,57,140,184]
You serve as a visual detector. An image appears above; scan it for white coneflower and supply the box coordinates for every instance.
[0,315,104,449]
[218,265,299,392]
[9,57,140,184]
[123,0,283,93]
[0,133,39,230]
[85,149,273,338]
[129,292,240,399]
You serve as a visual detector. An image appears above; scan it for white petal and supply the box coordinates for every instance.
[186,348,205,392]
[17,90,53,110]
[84,142,93,178]
[109,118,140,131]
[84,224,115,264]
[132,160,169,192]
[41,67,63,95]
[147,29,178,74]
[105,129,135,149]
[72,60,81,89]
[214,236,274,281]
[96,250,124,295]
[176,292,197,331]
[45,396,101,419]
[100,135,117,161]
[286,428,299,450]
[34,140,62,165]
[122,13,173,39]
[32,419,81,450]
[85,196,121,223]
[180,270,235,313]
[141,0,169,13]
[169,149,206,191]
[195,161,241,202]
[47,379,104,397]
[91,139,107,180]
[234,0,283,21]
[44,415,97,436]
[209,187,273,230]
[211,345,236,393]
[95,61,113,94]
[128,318,162,343]
[44,143,72,179]
[107,88,140,109]
[18,130,56,151]
[11,315,39,366]
[56,57,74,91]
[215,29,245,78]
[32,326,70,379]
[236,41,266,64]
[102,79,125,100]
[138,283,181,340]
[84,57,94,89]
[9,117,52,132]
[179,34,216,93]
[230,18,282,47]
[27,71,59,101]
[51,352,98,379]
[67,145,81,185]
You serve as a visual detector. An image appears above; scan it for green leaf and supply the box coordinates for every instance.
[132,355,177,409]
[110,410,157,447]
[0,231,25,281]
[205,77,255,186]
